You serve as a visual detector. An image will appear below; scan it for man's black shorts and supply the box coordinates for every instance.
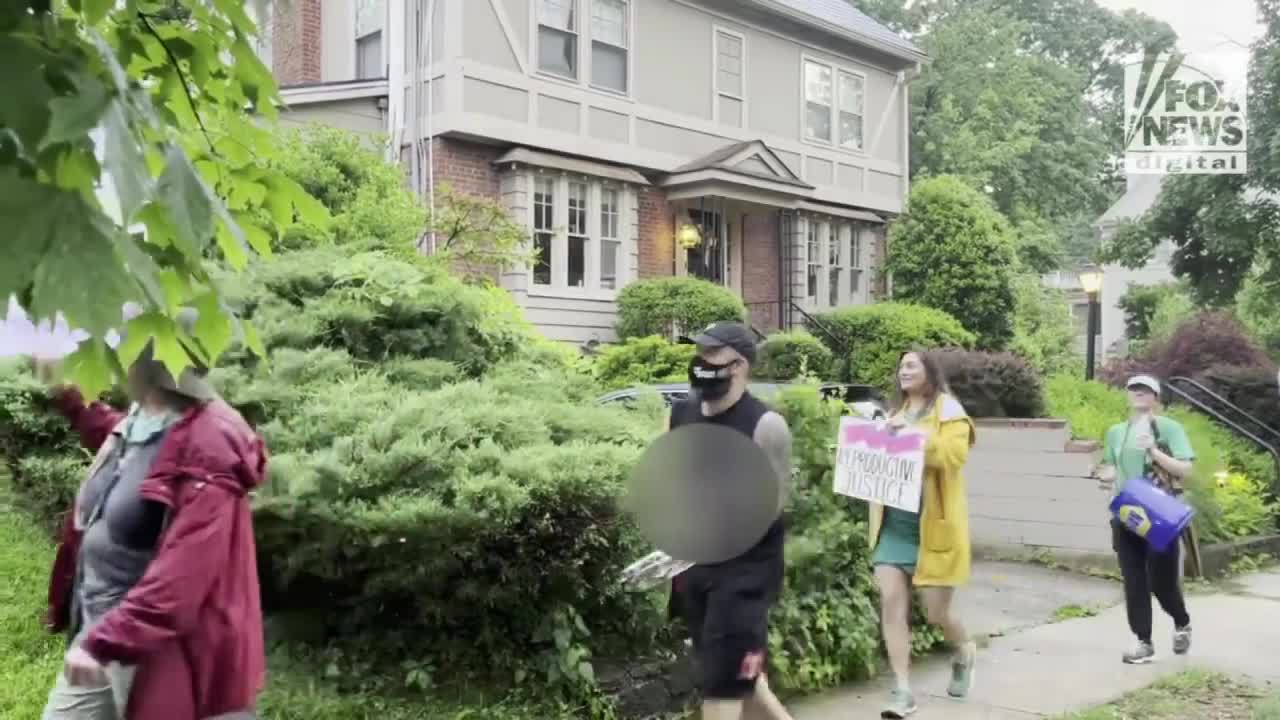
[676,557,783,699]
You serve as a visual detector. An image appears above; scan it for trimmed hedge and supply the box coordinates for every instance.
[615,277,747,340]
[592,336,695,391]
[935,349,1045,418]
[809,303,976,388]
[755,331,834,381]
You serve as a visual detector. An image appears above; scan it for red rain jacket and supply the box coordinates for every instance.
[45,387,268,720]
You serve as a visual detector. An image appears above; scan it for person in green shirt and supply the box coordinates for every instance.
[1093,375,1194,666]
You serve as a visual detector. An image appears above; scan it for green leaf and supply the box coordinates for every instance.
[80,0,113,25]
[191,291,233,361]
[101,100,151,222]
[156,145,215,258]
[215,219,249,271]
[241,318,266,359]
[63,340,116,403]
[41,73,110,151]
[275,176,331,227]
[0,35,55,152]
[156,269,192,312]
[118,312,191,379]
[242,221,274,257]
[117,231,166,308]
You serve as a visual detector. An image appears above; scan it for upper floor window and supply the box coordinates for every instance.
[356,0,386,80]
[538,0,579,80]
[591,0,629,93]
[537,1,630,95]
[803,59,865,151]
[714,28,745,128]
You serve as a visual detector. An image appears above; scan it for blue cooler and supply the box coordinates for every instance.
[1109,476,1195,553]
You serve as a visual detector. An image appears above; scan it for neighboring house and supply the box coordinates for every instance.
[261,0,925,344]
[1091,174,1177,359]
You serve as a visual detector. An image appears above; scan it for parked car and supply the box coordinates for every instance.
[596,382,888,420]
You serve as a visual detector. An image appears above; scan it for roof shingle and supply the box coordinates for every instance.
[767,0,923,57]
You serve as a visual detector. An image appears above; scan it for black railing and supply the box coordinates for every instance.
[1164,376,1280,492]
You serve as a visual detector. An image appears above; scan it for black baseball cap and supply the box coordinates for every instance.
[681,321,758,364]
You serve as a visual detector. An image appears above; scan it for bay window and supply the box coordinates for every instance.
[806,221,820,303]
[803,58,866,151]
[528,172,629,294]
[828,227,842,307]
[806,218,869,309]
[849,224,866,302]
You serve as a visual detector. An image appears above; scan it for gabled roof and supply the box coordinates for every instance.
[671,140,812,189]
[750,0,925,62]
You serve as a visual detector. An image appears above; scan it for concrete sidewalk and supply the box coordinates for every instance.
[787,566,1280,719]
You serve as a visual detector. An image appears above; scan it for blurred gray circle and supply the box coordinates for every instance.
[626,424,781,564]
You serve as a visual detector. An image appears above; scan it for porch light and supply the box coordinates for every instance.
[677,223,702,249]
[1078,264,1103,296]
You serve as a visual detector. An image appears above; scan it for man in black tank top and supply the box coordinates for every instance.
[669,322,795,720]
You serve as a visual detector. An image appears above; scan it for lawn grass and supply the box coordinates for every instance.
[0,483,573,720]
[1059,669,1276,720]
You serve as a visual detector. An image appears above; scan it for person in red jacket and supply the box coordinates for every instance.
[38,320,267,720]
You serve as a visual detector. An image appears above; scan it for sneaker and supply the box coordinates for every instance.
[1122,640,1155,664]
[947,641,978,698]
[1173,625,1192,655]
[881,688,918,718]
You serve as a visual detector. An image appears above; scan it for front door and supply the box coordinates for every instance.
[683,206,739,291]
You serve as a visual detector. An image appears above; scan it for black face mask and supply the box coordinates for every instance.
[689,357,736,400]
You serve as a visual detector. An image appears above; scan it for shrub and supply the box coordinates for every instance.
[615,277,747,340]
[934,349,1045,418]
[1009,274,1079,377]
[1117,281,1189,344]
[1101,311,1275,386]
[1238,268,1280,359]
[886,176,1018,349]
[592,336,695,391]
[809,303,976,389]
[1212,472,1278,540]
[755,332,834,381]
[1195,364,1280,435]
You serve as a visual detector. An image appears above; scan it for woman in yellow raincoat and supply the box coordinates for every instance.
[869,350,977,719]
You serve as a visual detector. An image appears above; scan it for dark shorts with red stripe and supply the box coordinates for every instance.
[673,558,783,699]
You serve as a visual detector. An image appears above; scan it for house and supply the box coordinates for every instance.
[259,0,925,345]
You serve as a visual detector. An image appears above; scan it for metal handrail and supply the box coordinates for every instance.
[1167,376,1280,444]
[1162,379,1280,493]
[790,301,848,356]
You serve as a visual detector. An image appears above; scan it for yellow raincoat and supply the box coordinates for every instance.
[867,393,976,587]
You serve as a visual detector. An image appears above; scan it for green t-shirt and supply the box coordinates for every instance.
[1101,416,1195,493]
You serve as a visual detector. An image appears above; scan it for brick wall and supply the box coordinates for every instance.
[272,0,321,86]
[637,188,674,278]
[430,137,503,199]
[741,211,782,331]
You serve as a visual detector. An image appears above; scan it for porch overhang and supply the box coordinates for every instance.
[661,169,815,206]
[494,147,650,185]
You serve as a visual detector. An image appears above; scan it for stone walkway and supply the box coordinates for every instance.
[782,563,1280,719]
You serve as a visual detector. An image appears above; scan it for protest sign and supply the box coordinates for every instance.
[833,417,926,513]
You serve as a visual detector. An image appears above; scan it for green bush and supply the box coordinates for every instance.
[809,303,976,389]
[755,332,834,381]
[276,125,427,251]
[935,348,1045,418]
[1195,364,1280,435]
[1009,274,1080,377]
[591,336,695,391]
[1044,374,1275,542]
[886,176,1018,349]
[615,277,747,340]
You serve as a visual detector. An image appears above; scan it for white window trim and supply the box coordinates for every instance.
[525,169,632,301]
[804,216,868,310]
[800,54,867,156]
[712,25,747,126]
[354,1,387,80]
[530,0,635,100]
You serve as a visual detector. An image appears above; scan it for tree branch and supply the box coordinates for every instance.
[138,12,216,154]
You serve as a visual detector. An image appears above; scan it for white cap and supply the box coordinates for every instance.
[1126,374,1161,396]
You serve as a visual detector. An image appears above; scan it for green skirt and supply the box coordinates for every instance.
[872,506,921,574]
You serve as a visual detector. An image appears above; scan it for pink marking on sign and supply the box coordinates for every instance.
[842,423,924,454]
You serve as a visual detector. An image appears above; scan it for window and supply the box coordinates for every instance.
[828,225,841,307]
[252,3,272,71]
[848,225,864,301]
[538,0,579,79]
[715,29,745,127]
[533,178,555,286]
[528,174,628,294]
[355,0,385,79]
[838,72,865,150]
[600,188,621,289]
[567,182,589,288]
[803,59,866,151]
[591,0,628,93]
[806,221,820,302]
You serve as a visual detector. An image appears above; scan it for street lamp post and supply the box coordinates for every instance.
[1079,265,1103,381]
